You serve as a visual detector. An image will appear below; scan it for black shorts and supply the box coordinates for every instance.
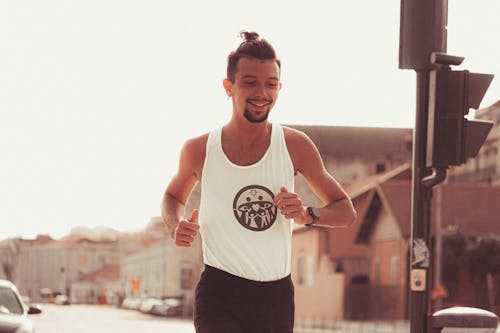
[194,265,295,333]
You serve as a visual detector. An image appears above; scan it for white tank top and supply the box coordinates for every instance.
[198,123,295,281]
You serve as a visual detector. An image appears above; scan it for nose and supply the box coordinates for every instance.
[253,83,268,98]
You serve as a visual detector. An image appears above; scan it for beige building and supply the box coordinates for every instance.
[290,125,412,185]
[15,238,122,302]
[120,235,201,303]
[71,264,121,304]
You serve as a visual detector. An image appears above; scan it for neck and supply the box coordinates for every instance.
[224,115,271,143]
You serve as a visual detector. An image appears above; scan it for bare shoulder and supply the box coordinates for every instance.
[183,133,209,155]
[180,133,209,180]
[282,126,315,149]
[282,126,321,173]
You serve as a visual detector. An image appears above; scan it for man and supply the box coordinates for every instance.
[161,31,357,333]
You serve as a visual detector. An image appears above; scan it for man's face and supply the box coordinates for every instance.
[224,57,281,124]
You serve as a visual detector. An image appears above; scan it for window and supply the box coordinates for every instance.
[391,256,400,285]
[376,163,386,174]
[296,255,313,286]
[297,256,306,286]
[78,255,87,265]
[0,286,23,315]
[180,268,193,290]
[374,257,381,285]
[155,265,160,281]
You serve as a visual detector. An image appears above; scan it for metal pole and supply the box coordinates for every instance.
[434,186,443,312]
[409,70,433,333]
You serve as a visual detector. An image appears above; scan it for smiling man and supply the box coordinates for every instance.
[161,31,357,333]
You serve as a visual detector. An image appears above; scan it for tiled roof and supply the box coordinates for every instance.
[357,180,500,242]
[287,125,412,158]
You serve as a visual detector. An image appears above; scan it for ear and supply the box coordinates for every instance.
[223,78,233,97]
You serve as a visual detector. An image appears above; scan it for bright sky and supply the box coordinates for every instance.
[1,0,499,240]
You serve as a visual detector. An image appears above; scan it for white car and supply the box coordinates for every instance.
[139,298,163,314]
[54,294,70,305]
[0,279,42,333]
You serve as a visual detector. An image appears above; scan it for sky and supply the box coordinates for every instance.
[1,0,499,240]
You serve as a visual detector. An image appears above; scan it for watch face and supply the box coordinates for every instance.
[308,207,320,221]
[309,207,319,220]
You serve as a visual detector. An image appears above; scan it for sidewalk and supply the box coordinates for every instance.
[294,321,410,333]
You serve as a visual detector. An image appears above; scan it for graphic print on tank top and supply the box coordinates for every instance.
[232,185,277,231]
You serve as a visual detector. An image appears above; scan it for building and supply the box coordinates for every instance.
[71,264,121,304]
[0,235,54,282]
[291,164,412,323]
[120,235,201,316]
[15,238,124,302]
[121,236,200,298]
[352,177,500,319]
[290,125,412,185]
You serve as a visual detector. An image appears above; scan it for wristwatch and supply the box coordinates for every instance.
[305,207,320,227]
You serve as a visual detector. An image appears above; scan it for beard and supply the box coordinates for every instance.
[243,99,273,123]
[244,108,270,123]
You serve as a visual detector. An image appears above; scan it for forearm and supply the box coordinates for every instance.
[315,198,357,228]
[161,191,186,237]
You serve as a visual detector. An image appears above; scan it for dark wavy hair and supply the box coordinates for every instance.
[226,31,281,83]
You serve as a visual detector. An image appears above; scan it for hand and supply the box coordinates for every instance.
[173,209,200,247]
[274,187,310,225]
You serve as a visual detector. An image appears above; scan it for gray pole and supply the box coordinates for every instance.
[409,70,432,333]
[434,186,443,312]
[399,1,448,331]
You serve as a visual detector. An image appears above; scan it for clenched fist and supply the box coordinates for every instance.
[173,209,200,247]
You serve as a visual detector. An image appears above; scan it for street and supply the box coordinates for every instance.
[29,304,195,333]
[22,302,500,333]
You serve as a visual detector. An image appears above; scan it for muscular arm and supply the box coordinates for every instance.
[160,135,207,244]
[277,128,357,228]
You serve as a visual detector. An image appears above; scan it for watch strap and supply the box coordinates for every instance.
[305,206,320,227]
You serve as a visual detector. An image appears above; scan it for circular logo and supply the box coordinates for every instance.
[233,185,277,231]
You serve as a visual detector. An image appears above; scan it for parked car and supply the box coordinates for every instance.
[20,296,30,305]
[151,297,183,317]
[139,297,163,314]
[0,279,42,333]
[121,297,143,310]
[54,294,70,305]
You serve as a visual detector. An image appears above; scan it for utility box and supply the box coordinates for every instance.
[431,307,498,333]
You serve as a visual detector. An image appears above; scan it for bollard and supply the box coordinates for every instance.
[431,307,498,333]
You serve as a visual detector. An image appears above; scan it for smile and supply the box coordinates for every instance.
[247,100,272,107]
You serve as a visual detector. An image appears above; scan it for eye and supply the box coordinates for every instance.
[242,81,256,86]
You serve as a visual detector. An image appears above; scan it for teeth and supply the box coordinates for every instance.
[250,101,268,107]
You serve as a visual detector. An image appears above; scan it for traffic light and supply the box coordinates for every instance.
[426,66,494,167]
[399,0,447,70]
